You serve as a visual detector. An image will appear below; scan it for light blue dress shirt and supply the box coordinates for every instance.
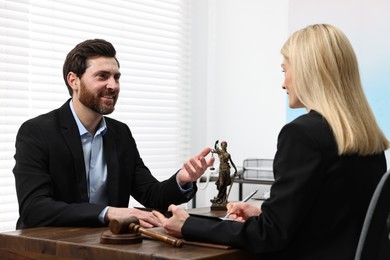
[69,101,108,222]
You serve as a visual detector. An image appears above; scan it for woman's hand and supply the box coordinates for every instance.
[225,202,261,222]
[152,204,189,237]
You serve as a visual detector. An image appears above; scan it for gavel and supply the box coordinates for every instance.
[109,216,184,248]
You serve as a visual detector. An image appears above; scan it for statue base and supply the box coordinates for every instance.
[210,197,228,211]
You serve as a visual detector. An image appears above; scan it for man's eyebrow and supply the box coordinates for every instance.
[94,70,108,75]
[93,70,120,76]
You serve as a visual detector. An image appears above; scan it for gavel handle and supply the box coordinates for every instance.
[129,223,184,248]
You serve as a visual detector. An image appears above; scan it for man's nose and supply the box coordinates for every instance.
[107,77,119,89]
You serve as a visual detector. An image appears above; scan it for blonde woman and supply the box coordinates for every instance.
[154,24,389,259]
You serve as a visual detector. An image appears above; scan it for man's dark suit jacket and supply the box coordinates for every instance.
[13,99,195,229]
[182,110,388,260]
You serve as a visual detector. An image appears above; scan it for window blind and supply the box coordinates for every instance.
[0,0,191,231]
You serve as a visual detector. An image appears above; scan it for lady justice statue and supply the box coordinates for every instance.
[210,140,237,210]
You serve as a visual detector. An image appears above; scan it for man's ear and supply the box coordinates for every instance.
[67,72,79,92]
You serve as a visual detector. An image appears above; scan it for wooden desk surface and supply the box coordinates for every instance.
[0,208,258,260]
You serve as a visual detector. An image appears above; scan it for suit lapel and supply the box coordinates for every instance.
[58,100,89,202]
[103,124,120,205]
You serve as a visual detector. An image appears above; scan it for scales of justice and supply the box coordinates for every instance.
[209,140,237,210]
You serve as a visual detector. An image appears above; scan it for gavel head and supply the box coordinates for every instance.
[109,216,140,234]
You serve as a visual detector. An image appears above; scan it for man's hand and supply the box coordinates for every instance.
[105,207,162,228]
[153,204,189,238]
[177,147,215,186]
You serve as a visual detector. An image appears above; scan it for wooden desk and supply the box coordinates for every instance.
[0,208,258,260]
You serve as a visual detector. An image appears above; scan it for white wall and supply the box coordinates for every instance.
[191,0,290,206]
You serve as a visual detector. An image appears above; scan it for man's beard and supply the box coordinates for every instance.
[79,81,118,115]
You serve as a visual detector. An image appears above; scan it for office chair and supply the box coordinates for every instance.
[354,169,390,260]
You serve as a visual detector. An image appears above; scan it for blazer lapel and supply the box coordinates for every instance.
[58,100,89,202]
[103,125,120,205]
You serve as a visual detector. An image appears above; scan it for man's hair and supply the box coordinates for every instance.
[63,39,119,96]
[281,24,388,155]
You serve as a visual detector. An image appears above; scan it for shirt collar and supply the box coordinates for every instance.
[69,100,107,137]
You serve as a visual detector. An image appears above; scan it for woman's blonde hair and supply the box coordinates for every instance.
[281,24,389,155]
